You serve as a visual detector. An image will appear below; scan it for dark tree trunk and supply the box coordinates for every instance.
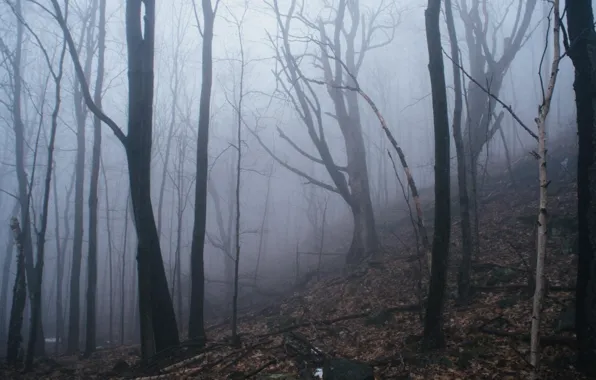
[566,0,596,374]
[422,0,451,350]
[0,201,19,345]
[189,0,216,343]
[6,218,26,366]
[50,0,179,360]
[125,1,179,361]
[84,0,106,357]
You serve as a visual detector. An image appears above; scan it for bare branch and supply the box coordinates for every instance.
[443,50,538,140]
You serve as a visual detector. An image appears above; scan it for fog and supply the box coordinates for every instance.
[0,0,577,350]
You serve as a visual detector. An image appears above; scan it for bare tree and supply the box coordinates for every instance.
[530,3,561,377]
[206,167,235,312]
[189,0,220,344]
[84,0,107,356]
[24,20,67,369]
[67,0,98,354]
[564,0,596,374]
[0,0,46,354]
[169,129,193,331]
[445,0,473,304]
[456,0,537,282]
[48,0,180,361]
[52,161,75,354]
[156,3,189,240]
[422,0,451,350]
[222,3,249,346]
[261,0,399,263]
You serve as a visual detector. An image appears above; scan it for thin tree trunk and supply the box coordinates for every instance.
[231,53,244,346]
[85,0,106,356]
[100,158,114,347]
[189,0,217,344]
[445,0,473,304]
[120,192,130,345]
[6,218,27,366]
[10,0,46,355]
[253,165,272,284]
[530,3,560,377]
[53,164,74,354]
[67,2,97,353]
[422,0,451,350]
[25,36,67,369]
[0,201,19,345]
[156,58,179,239]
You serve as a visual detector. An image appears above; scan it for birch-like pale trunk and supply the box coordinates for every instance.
[530,2,561,377]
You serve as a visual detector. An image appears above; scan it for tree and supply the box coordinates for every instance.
[529,2,561,377]
[456,0,537,293]
[52,161,75,354]
[206,165,235,312]
[84,0,106,356]
[67,0,97,353]
[25,20,67,369]
[422,0,451,350]
[565,0,596,374]
[0,0,46,354]
[189,0,219,343]
[0,200,19,346]
[445,0,473,304]
[263,0,397,264]
[48,0,179,361]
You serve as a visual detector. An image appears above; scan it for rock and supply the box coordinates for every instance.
[322,358,374,380]
[112,359,130,373]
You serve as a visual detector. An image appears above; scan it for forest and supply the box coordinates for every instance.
[0,0,594,378]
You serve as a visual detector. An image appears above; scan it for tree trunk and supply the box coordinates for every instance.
[101,159,114,346]
[24,35,66,369]
[125,1,179,360]
[445,0,473,304]
[0,201,19,345]
[6,218,26,366]
[189,0,216,344]
[53,164,74,354]
[120,193,130,345]
[422,0,451,350]
[67,2,97,353]
[156,55,179,239]
[530,5,560,376]
[254,166,272,284]
[10,0,45,356]
[85,0,106,356]
[566,0,596,374]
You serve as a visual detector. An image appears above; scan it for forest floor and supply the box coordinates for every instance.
[0,139,586,380]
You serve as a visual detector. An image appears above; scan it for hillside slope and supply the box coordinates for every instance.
[0,139,585,379]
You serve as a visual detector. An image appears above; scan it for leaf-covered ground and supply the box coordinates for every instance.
[1,142,585,379]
